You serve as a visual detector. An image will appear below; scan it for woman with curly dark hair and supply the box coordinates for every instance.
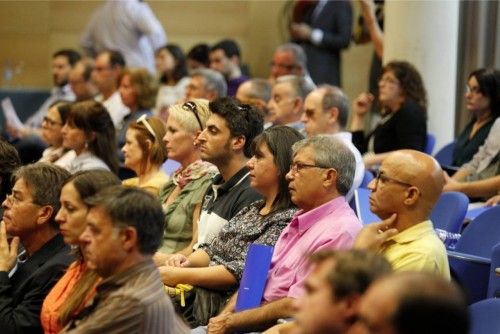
[350,60,427,168]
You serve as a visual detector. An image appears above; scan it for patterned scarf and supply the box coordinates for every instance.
[172,160,217,189]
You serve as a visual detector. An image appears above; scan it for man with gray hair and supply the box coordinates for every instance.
[185,68,227,102]
[236,78,273,128]
[302,85,364,200]
[206,136,362,333]
[267,75,314,131]
[269,43,316,88]
[0,163,72,333]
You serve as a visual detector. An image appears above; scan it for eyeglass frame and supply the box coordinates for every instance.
[5,191,42,207]
[42,116,63,127]
[182,101,204,131]
[136,114,157,140]
[289,162,329,175]
[373,170,414,188]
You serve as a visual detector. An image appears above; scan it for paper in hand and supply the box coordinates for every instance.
[1,97,23,130]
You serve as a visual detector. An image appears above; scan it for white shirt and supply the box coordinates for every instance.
[80,0,167,73]
[331,131,365,201]
[66,151,110,174]
[95,91,130,130]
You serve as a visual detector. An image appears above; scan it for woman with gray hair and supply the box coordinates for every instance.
[154,99,218,261]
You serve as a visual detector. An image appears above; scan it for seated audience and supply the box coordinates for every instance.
[0,163,72,333]
[155,44,190,120]
[191,98,263,250]
[451,68,500,167]
[155,99,217,256]
[354,150,449,278]
[7,49,80,164]
[235,78,272,126]
[265,249,392,334]
[117,68,158,149]
[209,39,249,97]
[350,60,427,168]
[41,170,120,334]
[69,61,98,102]
[185,68,227,102]
[62,101,118,174]
[60,186,187,333]
[122,116,169,195]
[353,272,469,334]
[302,85,365,200]
[161,126,303,326]
[92,50,130,129]
[205,136,362,333]
[39,101,74,167]
[186,43,210,73]
[268,75,313,130]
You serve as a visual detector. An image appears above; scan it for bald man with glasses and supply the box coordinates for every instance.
[354,149,450,279]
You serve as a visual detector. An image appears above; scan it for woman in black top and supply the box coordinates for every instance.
[350,60,427,168]
[452,68,500,167]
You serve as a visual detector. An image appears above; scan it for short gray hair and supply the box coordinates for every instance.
[276,75,313,99]
[319,84,350,129]
[244,78,272,102]
[276,43,307,71]
[292,136,355,195]
[190,68,227,98]
[13,162,71,226]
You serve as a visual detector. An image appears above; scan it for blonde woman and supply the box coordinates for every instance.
[154,99,218,260]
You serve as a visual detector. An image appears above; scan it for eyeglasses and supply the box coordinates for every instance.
[42,116,62,127]
[5,192,40,206]
[270,62,299,71]
[136,114,157,140]
[289,162,327,174]
[182,101,204,131]
[379,76,399,85]
[465,85,482,95]
[374,170,413,188]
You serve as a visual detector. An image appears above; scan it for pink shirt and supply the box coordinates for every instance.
[262,196,362,302]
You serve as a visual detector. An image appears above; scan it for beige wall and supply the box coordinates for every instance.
[0,0,372,101]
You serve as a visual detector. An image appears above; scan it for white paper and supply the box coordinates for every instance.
[1,97,23,130]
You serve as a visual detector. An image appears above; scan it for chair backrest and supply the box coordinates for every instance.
[424,133,436,155]
[360,170,374,188]
[454,206,500,257]
[430,191,469,233]
[235,243,274,312]
[434,141,456,166]
[487,242,500,298]
[354,188,380,225]
[469,298,500,334]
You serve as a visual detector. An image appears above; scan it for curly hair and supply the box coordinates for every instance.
[118,68,158,110]
[383,61,427,115]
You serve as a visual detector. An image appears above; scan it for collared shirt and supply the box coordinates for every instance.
[262,196,362,302]
[95,91,130,130]
[60,260,188,334]
[195,166,262,249]
[330,131,365,201]
[381,220,450,280]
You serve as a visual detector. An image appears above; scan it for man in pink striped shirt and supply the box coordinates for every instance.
[206,136,362,333]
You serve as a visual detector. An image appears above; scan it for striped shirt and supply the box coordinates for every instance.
[60,260,188,334]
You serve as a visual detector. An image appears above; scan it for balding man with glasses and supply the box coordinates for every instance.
[205,136,361,333]
[354,149,450,279]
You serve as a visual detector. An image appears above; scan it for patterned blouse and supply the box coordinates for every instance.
[201,200,297,281]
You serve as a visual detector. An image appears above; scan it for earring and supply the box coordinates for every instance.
[84,141,89,149]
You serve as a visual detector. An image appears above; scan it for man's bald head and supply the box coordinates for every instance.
[356,272,469,334]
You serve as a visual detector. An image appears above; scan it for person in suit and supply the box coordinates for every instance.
[0,163,73,333]
[290,0,353,86]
